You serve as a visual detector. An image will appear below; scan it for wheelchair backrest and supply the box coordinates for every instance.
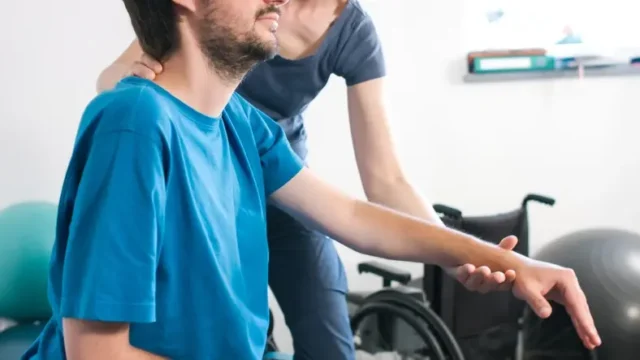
[423,194,554,339]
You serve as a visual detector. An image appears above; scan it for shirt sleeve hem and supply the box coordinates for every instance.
[264,141,305,196]
[60,297,156,323]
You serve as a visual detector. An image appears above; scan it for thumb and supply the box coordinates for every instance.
[498,235,518,251]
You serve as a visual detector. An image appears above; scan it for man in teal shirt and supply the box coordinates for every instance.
[23,0,600,359]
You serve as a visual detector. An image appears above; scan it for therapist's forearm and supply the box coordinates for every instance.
[96,63,132,93]
[96,40,144,93]
[337,199,522,271]
[366,179,445,227]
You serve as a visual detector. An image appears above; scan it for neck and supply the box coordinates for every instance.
[154,39,241,118]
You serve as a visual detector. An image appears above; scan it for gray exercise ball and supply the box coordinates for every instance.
[521,228,640,359]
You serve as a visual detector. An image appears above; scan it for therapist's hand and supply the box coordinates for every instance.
[129,53,163,80]
[446,236,518,293]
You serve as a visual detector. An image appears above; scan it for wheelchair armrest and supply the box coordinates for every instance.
[433,204,462,219]
[358,261,412,287]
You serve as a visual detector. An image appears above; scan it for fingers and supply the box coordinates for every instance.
[455,264,475,284]
[496,269,517,291]
[130,54,163,80]
[140,53,163,74]
[559,273,601,349]
[521,286,553,318]
[465,266,491,291]
[498,235,518,250]
[460,266,516,293]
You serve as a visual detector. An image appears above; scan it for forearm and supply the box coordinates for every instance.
[96,62,132,93]
[96,39,144,93]
[63,319,166,360]
[366,179,444,226]
[273,169,524,271]
[344,200,522,271]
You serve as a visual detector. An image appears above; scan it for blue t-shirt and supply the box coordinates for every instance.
[22,77,304,360]
[236,0,385,160]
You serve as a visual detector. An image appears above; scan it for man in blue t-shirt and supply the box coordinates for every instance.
[22,0,600,359]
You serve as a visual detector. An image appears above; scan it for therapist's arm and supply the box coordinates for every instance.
[269,168,521,271]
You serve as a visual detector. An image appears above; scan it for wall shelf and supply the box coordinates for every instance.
[463,64,640,83]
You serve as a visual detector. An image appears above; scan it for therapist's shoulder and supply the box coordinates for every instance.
[80,77,173,139]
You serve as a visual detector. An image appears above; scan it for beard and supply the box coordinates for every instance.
[195,4,278,83]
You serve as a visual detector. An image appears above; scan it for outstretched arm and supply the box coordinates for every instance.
[248,94,599,350]
[269,168,601,350]
[270,168,515,270]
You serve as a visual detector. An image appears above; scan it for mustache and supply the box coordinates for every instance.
[256,5,281,18]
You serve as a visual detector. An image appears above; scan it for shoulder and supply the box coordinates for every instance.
[226,92,272,126]
[336,0,377,38]
[79,77,172,142]
[227,92,282,143]
[226,92,254,118]
[330,0,382,62]
[330,0,385,82]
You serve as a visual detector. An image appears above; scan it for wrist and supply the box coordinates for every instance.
[455,234,526,272]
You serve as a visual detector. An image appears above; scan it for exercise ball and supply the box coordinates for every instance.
[521,228,640,359]
[0,202,56,322]
[0,323,45,358]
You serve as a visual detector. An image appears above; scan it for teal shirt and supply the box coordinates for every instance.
[22,77,304,359]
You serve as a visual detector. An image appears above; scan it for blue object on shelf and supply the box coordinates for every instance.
[485,9,505,23]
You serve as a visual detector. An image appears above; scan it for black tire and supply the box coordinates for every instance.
[351,289,465,360]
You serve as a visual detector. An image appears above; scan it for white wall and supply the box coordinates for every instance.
[3,0,640,354]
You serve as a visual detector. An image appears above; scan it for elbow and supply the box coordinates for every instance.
[363,175,411,203]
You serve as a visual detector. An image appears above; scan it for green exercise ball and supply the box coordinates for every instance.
[0,202,56,322]
[0,323,46,358]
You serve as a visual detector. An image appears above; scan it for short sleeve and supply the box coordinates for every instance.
[332,14,386,86]
[249,108,304,195]
[60,129,166,324]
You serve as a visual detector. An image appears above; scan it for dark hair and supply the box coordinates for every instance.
[122,0,180,61]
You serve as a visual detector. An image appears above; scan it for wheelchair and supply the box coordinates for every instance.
[347,193,556,360]
[348,261,465,360]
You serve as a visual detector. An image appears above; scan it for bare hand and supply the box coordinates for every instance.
[128,53,163,80]
[513,259,601,350]
[447,235,518,293]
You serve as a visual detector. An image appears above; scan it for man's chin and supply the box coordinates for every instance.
[265,46,278,60]
[263,37,278,57]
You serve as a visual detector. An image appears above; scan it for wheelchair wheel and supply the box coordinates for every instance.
[351,289,465,360]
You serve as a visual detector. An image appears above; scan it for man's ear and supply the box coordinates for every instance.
[173,0,196,12]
